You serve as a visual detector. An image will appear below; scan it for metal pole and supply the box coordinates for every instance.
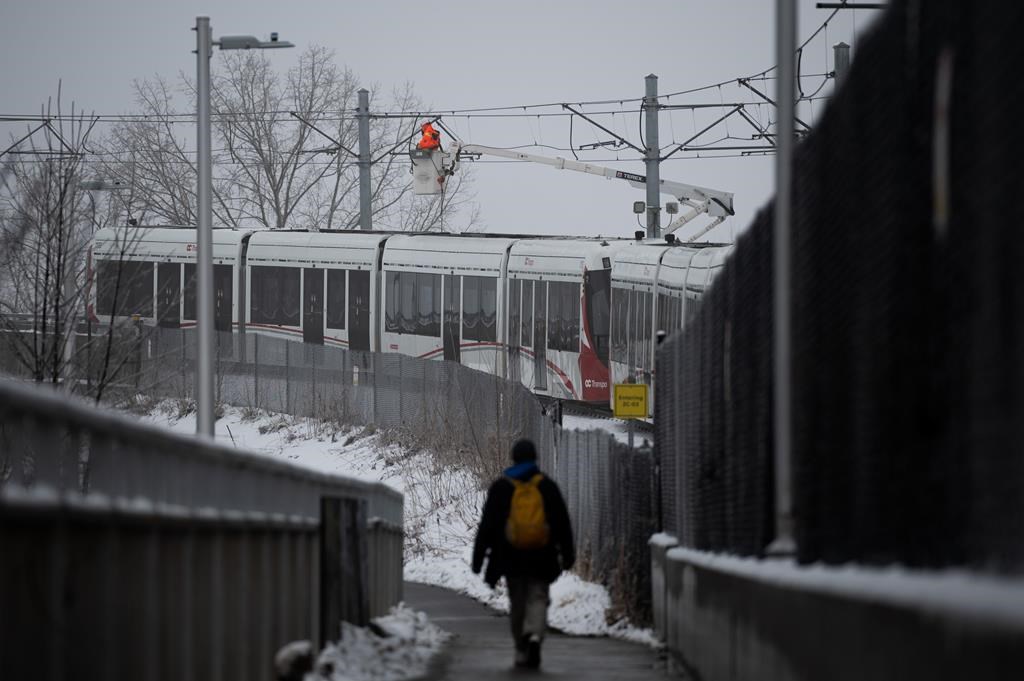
[769,0,796,555]
[196,16,215,438]
[357,88,372,231]
[644,74,661,240]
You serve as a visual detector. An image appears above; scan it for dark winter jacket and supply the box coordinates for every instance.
[471,461,575,588]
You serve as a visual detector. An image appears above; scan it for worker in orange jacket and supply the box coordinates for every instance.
[417,122,441,150]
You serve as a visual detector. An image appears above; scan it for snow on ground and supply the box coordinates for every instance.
[560,413,654,447]
[142,401,657,647]
[315,604,449,681]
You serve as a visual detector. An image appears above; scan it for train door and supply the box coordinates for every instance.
[303,268,324,345]
[533,281,548,391]
[349,270,371,351]
[157,263,181,328]
[213,264,233,331]
[443,274,461,362]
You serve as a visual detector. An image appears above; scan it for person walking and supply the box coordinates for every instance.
[472,438,575,669]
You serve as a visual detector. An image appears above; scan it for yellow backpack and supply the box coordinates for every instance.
[505,474,550,550]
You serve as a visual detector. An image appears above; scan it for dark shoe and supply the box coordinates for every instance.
[525,634,541,669]
[514,636,530,668]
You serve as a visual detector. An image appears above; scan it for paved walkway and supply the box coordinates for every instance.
[404,582,667,680]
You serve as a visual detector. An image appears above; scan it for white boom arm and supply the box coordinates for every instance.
[449,143,735,222]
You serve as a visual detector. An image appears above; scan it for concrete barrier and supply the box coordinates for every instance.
[655,542,1024,681]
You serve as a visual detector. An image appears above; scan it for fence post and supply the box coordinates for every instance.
[253,333,260,411]
[320,496,369,645]
[285,340,292,414]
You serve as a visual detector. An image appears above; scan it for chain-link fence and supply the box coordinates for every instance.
[657,0,1024,575]
[539,430,656,623]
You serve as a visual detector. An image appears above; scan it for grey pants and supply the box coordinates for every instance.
[506,575,550,644]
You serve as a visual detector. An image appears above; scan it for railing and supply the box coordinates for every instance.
[0,377,403,681]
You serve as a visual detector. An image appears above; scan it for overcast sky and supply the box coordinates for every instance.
[0,0,879,241]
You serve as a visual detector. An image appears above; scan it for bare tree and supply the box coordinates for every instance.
[0,88,96,385]
[97,46,477,232]
[0,86,153,401]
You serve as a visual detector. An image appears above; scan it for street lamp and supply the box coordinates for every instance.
[194,17,293,438]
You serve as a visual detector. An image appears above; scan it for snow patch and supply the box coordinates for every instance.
[314,604,449,681]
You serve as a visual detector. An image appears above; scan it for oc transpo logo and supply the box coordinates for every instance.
[584,379,609,389]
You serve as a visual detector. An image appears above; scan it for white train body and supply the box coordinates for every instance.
[506,238,617,402]
[610,241,734,416]
[90,227,248,332]
[381,234,514,376]
[90,226,732,412]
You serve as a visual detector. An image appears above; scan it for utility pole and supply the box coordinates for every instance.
[769,0,797,556]
[196,16,215,438]
[644,74,661,239]
[357,88,372,231]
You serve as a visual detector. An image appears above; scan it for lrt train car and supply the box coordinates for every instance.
[91,226,249,332]
[380,234,515,377]
[90,226,625,406]
[244,230,388,352]
[609,239,734,417]
[505,238,617,402]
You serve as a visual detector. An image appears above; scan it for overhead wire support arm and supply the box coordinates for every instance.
[289,112,358,157]
[662,104,745,161]
[0,121,51,160]
[737,78,813,131]
[736,108,775,146]
[561,104,644,154]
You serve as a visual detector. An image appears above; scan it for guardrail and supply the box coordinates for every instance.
[0,377,403,681]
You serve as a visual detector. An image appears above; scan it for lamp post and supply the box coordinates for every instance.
[194,17,293,438]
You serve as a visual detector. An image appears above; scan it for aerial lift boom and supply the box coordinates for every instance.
[444,143,735,240]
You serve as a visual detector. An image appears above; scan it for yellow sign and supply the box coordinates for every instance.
[613,383,648,419]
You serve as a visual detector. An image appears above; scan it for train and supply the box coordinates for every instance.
[90,226,732,416]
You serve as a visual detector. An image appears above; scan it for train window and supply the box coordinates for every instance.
[547,281,580,352]
[534,281,547,352]
[566,282,580,352]
[521,280,534,349]
[585,271,610,365]
[385,271,399,332]
[400,272,416,334]
[463,276,496,342]
[385,271,440,337]
[183,263,197,320]
[326,269,346,329]
[416,272,441,337]
[642,291,652,370]
[250,266,300,326]
[480,278,496,341]
[463,276,479,338]
[97,260,154,317]
[547,282,562,350]
[508,279,520,349]
[610,286,625,364]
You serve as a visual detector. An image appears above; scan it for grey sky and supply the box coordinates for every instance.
[1,0,875,240]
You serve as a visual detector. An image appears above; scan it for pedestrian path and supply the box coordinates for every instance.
[404,582,667,680]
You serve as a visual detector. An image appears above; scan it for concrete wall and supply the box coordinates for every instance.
[654,544,1024,681]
